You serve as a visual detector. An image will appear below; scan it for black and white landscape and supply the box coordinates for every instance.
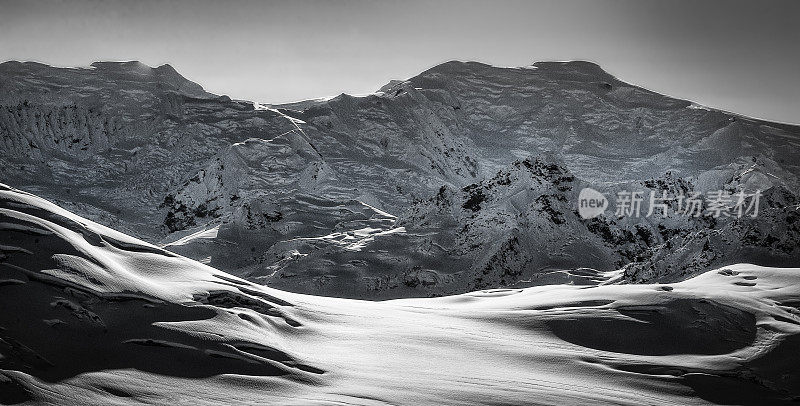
[2,1,800,405]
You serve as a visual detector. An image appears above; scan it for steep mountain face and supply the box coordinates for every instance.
[0,61,212,159]
[1,60,798,298]
[361,61,799,183]
[399,157,800,294]
[0,61,299,240]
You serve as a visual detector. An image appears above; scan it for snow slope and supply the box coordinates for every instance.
[2,184,800,405]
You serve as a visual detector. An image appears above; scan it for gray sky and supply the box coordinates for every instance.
[1,0,798,124]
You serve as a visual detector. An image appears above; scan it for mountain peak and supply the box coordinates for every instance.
[403,59,616,90]
[0,60,215,100]
[531,60,607,74]
[89,60,152,71]
[154,63,179,74]
[87,61,180,75]
[0,60,67,74]
[532,60,602,69]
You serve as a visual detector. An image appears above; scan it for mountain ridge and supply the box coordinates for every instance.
[6,58,800,128]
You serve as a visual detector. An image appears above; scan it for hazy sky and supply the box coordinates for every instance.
[1,0,798,123]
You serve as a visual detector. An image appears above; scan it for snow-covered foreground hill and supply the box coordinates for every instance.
[2,184,799,405]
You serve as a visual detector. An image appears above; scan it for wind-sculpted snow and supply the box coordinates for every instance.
[2,185,800,405]
[0,184,313,383]
[1,60,799,298]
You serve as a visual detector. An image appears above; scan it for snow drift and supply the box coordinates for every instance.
[1,183,799,405]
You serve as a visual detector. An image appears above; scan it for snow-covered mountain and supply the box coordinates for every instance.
[0,61,297,239]
[1,60,798,298]
[2,184,799,405]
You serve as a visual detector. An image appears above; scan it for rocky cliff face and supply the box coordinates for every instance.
[397,157,800,295]
[1,59,798,298]
[0,61,211,159]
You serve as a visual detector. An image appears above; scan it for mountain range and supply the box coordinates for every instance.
[1,59,798,299]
